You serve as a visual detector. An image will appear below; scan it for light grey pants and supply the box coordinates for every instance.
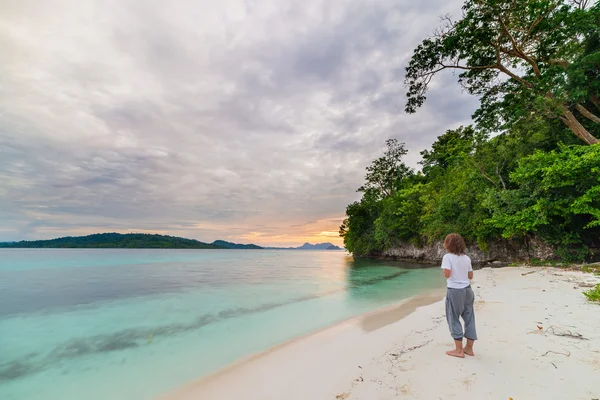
[445,286,477,341]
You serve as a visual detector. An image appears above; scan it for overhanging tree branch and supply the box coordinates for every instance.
[497,64,535,88]
[414,62,500,80]
[496,161,507,191]
[576,104,600,123]
[472,159,499,189]
[571,0,590,10]
[497,14,542,76]
[404,0,600,145]
[490,41,536,88]
[560,106,600,144]
[522,4,560,46]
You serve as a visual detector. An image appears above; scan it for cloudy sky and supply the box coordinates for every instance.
[0,0,477,246]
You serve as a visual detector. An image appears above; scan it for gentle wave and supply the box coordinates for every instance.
[0,269,409,382]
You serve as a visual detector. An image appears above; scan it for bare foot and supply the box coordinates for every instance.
[446,350,465,358]
[463,348,474,356]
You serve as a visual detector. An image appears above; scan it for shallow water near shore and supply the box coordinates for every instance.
[0,249,445,400]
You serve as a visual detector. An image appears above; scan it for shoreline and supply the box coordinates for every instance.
[160,266,600,400]
[158,288,446,400]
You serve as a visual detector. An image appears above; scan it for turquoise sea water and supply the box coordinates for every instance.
[0,249,445,400]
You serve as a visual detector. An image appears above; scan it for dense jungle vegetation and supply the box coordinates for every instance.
[340,0,600,262]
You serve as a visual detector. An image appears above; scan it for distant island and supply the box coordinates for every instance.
[0,233,226,249]
[0,233,343,250]
[210,240,263,250]
[266,242,344,250]
[297,242,343,251]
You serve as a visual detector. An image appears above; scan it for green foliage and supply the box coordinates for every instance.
[485,144,600,261]
[581,264,600,275]
[341,1,600,261]
[412,126,498,243]
[340,191,384,257]
[341,139,415,256]
[342,131,600,262]
[512,258,562,267]
[374,184,426,247]
[419,163,495,244]
[420,126,480,177]
[583,283,600,303]
[564,2,600,113]
[358,139,413,199]
[404,0,600,144]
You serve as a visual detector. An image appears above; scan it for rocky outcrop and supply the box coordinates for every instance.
[380,237,556,267]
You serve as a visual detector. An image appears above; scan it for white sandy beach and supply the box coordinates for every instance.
[163,267,600,400]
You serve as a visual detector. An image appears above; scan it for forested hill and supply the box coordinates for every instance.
[1,233,226,249]
[211,240,263,249]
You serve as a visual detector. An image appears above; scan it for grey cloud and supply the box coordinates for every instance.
[0,0,475,244]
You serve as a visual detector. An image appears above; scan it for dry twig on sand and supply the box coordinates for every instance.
[541,350,571,357]
[545,326,587,340]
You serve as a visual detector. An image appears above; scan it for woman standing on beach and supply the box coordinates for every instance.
[441,233,477,358]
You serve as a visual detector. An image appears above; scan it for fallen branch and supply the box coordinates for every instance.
[541,350,571,357]
[551,362,557,369]
[522,271,537,276]
[545,326,587,340]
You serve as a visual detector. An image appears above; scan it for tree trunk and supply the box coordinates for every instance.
[560,108,599,145]
[575,104,600,123]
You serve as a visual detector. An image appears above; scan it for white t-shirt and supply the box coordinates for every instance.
[441,253,472,289]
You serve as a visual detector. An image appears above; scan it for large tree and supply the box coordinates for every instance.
[357,139,413,198]
[405,0,600,144]
[340,139,413,254]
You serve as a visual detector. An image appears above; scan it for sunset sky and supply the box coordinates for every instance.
[0,0,477,247]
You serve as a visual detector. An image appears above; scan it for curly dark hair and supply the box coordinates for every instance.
[443,233,466,255]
